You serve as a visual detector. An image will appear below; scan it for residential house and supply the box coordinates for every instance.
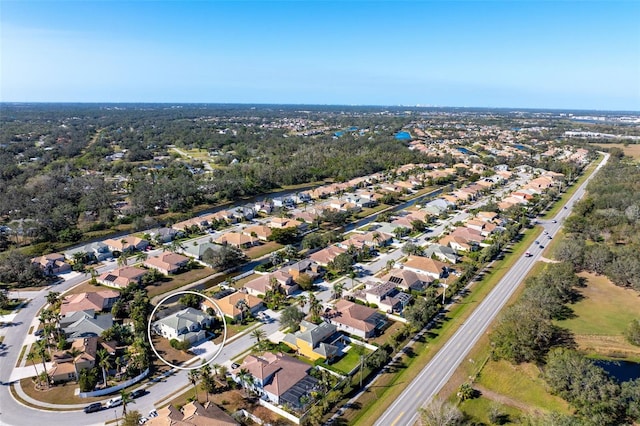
[268,217,306,230]
[61,312,113,341]
[48,336,99,383]
[465,219,498,237]
[285,259,323,282]
[215,232,258,249]
[152,307,213,344]
[422,244,459,264]
[283,320,339,361]
[381,269,433,292]
[148,227,184,243]
[325,300,387,339]
[402,255,450,280]
[354,281,412,314]
[31,253,71,275]
[65,242,112,262]
[181,242,222,260]
[244,270,298,297]
[146,401,238,426]
[242,224,272,241]
[60,290,120,316]
[203,292,263,321]
[97,266,148,289]
[232,352,319,411]
[103,236,149,253]
[438,227,485,252]
[309,245,347,267]
[143,252,190,275]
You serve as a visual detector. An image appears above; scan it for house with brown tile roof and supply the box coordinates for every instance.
[60,290,120,316]
[103,236,149,253]
[244,270,297,297]
[48,336,101,383]
[31,253,71,275]
[325,300,387,339]
[381,269,433,292]
[215,232,258,249]
[309,245,347,267]
[203,292,263,321]
[146,401,238,426]
[97,266,147,289]
[232,352,319,411]
[241,224,272,241]
[143,252,190,275]
[402,255,450,279]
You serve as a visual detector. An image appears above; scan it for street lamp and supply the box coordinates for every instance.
[441,278,448,305]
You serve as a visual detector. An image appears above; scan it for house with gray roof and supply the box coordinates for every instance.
[62,312,113,341]
[422,244,459,264]
[152,307,213,344]
[282,320,339,361]
[65,241,112,262]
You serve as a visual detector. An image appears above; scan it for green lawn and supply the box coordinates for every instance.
[460,396,524,425]
[330,346,371,375]
[0,299,23,315]
[476,360,570,414]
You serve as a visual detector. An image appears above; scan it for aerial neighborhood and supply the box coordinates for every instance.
[1,105,639,426]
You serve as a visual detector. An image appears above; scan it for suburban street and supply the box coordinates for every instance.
[0,157,596,426]
[374,153,609,426]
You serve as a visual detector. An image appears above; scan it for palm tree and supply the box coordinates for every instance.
[117,254,128,267]
[212,363,221,379]
[250,329,266,347]
[237,368,254,393]
[134,251,148,264]
[188,369,201,402]
[34,340,49,388]
[26,351,40,384]
[96,348,111,388]
[120,389,134,417]
[235,299,249,324]
[386,259,396,272]
[45,291,60,308]
[372,232,382,248]
[297,294,307,309]
[308,293,322,323]
[199,365,213,402]
[332,283,344,300]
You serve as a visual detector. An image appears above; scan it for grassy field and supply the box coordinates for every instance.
[0,298,23,315]
[557,271,640,360]
[459,396,525,425]
[590,143,640,159]
[146,267,215,298]
[244,241,282,260]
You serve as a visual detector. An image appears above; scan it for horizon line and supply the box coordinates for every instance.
[1,101,638,114]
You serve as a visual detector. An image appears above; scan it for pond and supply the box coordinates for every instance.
[594,359,640,382]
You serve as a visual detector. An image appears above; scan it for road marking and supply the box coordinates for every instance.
[391,412,405,426]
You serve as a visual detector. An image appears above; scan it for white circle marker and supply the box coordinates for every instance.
[147,290,227,370]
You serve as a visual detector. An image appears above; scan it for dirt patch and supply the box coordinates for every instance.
[151,335,194,371]
[20,377,103,405]
[473,384,537,413]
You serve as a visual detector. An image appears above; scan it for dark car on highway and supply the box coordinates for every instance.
[84,402,102,413]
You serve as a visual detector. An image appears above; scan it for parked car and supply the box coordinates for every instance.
[84,402,102,413]
[130,389,146,399]
[148,410,158,418]
[106,396,122,408]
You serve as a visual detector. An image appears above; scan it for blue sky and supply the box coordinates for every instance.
[1,1,639,110]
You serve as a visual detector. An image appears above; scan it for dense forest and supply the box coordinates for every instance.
[555,148,640,291]
[0,104,601,254]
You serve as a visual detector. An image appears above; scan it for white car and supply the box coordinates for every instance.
[138,417,148,425]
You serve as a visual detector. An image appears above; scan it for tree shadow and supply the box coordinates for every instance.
[552,327,577,350]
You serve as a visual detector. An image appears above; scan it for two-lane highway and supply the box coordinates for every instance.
[375,154,609,426]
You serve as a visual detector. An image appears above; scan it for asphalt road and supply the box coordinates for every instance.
[374,154,609,426]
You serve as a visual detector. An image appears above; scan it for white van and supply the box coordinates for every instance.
[106,396,122,408]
